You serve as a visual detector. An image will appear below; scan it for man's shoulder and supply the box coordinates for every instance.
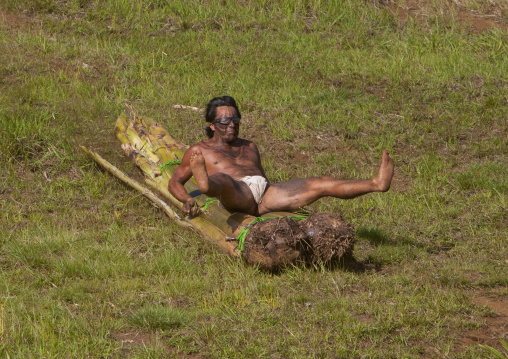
[190,138,257,148]
[237,138,257,147]
[189,139,212,150]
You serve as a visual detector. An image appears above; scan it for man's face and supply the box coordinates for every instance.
[211,106,240,144]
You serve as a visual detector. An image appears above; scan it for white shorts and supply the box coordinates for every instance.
[239,176,269,204]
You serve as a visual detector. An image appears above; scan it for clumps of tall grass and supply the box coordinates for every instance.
[0,107,55,164]
[128,307,193,330]
[479,339,508,359]
[455,161,507,193]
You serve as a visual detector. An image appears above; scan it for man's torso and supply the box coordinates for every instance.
[194,138,264,180]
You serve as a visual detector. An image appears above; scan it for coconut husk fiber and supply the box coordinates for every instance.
[242,212,355,270]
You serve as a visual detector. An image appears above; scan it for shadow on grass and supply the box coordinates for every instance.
[261,255,380,275]
[325,256,381,274]
[356,226,426,249]
[356,227,389,245]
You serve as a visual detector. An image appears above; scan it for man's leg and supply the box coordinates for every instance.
[190,150,258,214]
[258,150,394,215]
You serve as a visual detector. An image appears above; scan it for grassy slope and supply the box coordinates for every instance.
[0,0,507,357]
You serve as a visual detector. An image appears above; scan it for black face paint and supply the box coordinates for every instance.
[213,122,239,143]
[214,124,227,136]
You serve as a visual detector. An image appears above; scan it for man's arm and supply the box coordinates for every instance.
[168,146,201,216]
[251,142,268,181]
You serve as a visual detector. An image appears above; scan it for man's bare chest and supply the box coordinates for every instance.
[201,145,259,172]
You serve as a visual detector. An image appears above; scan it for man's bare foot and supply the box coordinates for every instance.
[190,149,209,193]
[372,150,394,192]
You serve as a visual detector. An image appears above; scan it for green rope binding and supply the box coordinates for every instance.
[160,159,182,172]
[236,217,276,251]
[202,198,218,212]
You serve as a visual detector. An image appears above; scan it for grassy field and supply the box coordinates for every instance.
[0,0,507,357]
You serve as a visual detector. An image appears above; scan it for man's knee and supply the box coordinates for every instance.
[318,176,334,182]
[306,176,334,196]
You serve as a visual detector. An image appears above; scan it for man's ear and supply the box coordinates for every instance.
[209,124,215,132]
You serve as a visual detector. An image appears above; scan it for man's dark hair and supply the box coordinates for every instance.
[204,96,241,138]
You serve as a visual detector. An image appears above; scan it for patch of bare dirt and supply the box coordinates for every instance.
[112,331,210,358]
[386,0,507,32]
[458,295,508,353]
[0,8,33,31]
[112,331,157,348]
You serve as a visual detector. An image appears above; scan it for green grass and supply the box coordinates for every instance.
[0,0,507,357]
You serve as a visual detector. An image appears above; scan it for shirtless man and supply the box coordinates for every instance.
[169,96,394,217]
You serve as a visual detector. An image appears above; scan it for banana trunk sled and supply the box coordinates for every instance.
[82,112,356,270]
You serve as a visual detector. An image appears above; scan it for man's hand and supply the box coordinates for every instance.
[183,198,201,217]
